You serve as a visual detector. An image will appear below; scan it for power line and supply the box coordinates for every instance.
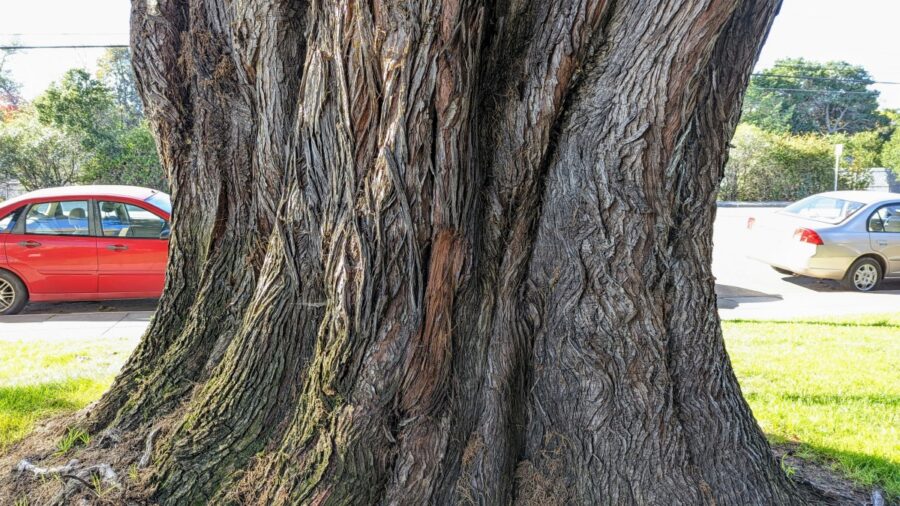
[771,61,870,71]
[0,32,127,36]
[751,73,900,86]
[751,86,878,95]
[758,61,900,86]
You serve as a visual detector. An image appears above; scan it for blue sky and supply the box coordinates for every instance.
[2,0,900,108]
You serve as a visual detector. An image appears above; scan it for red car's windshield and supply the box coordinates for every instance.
[145,192,172,214]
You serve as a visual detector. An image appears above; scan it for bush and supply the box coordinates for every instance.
[721,125,877,201]
[883,127,900,177]
[0,109,85,190]
[722,125,833,201]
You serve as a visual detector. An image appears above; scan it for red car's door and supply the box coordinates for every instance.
[95,200,168,296]
[4,200,98,297]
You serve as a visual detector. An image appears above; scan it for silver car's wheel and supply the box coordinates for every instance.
[854,265,877,291]
[0,270,27,315]
[843,258,882,292]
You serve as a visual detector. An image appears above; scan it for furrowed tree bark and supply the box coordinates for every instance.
[28,0,829,504]
[88,0,303,431]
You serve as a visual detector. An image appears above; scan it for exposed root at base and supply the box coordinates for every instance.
[139,427,161,469]
[16,458,121,505]
[0,409,186,505]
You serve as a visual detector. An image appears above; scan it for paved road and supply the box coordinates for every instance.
[714,207,900,319]
[0,207,897,338]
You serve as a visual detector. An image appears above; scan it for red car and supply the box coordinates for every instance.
[0,186,170,315]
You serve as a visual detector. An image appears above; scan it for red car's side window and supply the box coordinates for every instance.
[0,207,23,234]
[23,200,91,236]
[98,201,169,239]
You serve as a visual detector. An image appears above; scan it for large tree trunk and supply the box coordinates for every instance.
[11,0,831,504]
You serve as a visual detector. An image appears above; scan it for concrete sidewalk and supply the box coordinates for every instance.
[716,284,900,320]
[0,311,152,340]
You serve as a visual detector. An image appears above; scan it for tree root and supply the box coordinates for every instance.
[15,458,79,476]
[15,458,121,504]
[138,426,161,469]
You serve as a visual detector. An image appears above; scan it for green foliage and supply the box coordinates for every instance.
[832,130,882,189]
[80,120,167,189]
[722,124,833,201]
[744,58,885,135]
[34,70,114,144]
[97,48,144,126]
[24,66,165,190]
[841,130,883,169]
[883,117,900,176]
[722,124,880,201]
[0,47,21,113]
[0,110,85,190]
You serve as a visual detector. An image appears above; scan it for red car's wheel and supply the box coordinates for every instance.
[0,270,28,315]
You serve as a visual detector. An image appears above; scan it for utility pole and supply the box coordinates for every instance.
[834,143,843,191]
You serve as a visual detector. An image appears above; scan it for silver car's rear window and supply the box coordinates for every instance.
[782,196,864,224]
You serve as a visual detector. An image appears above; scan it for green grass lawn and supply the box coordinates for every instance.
[0,336,136,450]
[724,314,900,498]
[0,316,896,497]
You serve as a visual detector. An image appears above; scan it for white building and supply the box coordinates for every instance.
[0,179,26,200]
[868,168,899,193]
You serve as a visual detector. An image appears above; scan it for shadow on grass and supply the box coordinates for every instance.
[746,392,900,407]
[771,435,900,500]
[726,318,900,328]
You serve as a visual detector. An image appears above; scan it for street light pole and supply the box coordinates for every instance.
[834,144,843,191]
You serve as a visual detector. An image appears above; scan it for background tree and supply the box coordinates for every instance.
[744,58,885,134]
[882,110,900,175]
[883,128,900,175]
[722,124,834,200]
[34,69,117,151]
[2,0,844,504]
[33,68,166,189]
[97,48,144,127]
[836,130,882,188]
[0,46,22,116]
[722,125,879,201]
[0,110,84,190]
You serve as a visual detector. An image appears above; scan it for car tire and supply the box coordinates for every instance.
[771,266,793,275]
[842,258,882,292]
[0,270,28,315]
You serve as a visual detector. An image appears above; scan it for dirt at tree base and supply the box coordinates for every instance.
[771,443,891,506]
[0,410,171,505]
[0,412,889,505]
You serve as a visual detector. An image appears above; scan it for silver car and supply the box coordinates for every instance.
[746,191,900,291]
